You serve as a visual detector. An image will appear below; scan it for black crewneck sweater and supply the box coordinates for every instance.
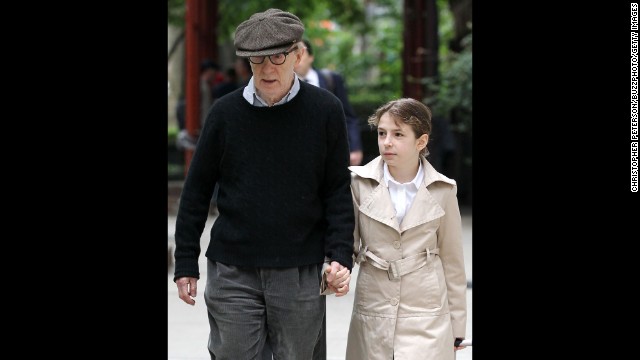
[174,83,355,280]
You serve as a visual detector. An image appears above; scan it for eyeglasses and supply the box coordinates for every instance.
[248,46,298,65]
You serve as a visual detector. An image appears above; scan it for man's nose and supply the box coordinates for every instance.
[262,59,278,71]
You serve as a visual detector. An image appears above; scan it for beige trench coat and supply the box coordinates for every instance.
[345,156,466,360]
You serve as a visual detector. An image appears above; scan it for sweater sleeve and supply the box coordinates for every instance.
[173,106,224,282]
[321,99,356,270]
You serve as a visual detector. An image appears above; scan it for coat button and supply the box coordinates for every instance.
[390,298,399,306]
[393,241,401,249]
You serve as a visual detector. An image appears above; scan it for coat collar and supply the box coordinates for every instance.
[349,156,456,188]
[349,156,456,233]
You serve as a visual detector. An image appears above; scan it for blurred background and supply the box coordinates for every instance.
[168,0,472,207]
[167,1,472,359]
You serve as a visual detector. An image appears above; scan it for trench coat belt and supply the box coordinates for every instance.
[357,246,440,281]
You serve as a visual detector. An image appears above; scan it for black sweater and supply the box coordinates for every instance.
[174,82,355,280]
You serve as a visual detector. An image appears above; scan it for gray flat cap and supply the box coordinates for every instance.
[234,8,304,57]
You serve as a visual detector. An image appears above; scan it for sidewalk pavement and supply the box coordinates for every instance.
[168,208,472,360]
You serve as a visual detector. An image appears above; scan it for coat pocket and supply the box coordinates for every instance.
[411,260,442,309]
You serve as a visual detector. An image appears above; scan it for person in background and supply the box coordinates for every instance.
[212,68,239,100]
[427,115,456,175]
[346,98,467,360]
[234,57,253,88]
[173,8,354,360]
[175,60,224,151]
[295,39,363,165]
[200,59,224,125]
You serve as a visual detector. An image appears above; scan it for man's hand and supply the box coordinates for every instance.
[324,261,351,297]
[175,277,198,305]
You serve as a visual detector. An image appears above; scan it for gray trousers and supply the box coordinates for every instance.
[260,312,326,360]
[205,260,325,360]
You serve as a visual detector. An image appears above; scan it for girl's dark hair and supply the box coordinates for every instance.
[367,98,433,156]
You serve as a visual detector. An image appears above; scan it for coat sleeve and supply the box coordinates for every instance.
[437,184,467,339]
[350,173,362,265]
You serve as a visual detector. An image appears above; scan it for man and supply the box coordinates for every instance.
[295,39,363,165]
[173,8,354,360]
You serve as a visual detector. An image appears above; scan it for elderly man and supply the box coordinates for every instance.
[173,8,354,360]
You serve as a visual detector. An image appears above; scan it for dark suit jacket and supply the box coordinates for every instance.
[317,68,362,152]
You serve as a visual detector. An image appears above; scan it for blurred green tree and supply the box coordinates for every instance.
[168,0,472,202]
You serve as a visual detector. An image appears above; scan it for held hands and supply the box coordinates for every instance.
[325,261,351,297]
[176,277,198,305]
[454,338,466,351]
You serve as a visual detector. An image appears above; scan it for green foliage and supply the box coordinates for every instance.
[168,0,471,132]
[216,0,363,42]
[436,0,455,61]
[168,125,178,146]
[361,6,404,102]
[168,0,186,27]
[311,0,403,108]
[425,32,472,133]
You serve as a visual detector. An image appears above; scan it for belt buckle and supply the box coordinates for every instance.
[356,245,368,264]
[356,251,367,264]
[387,261,400,281]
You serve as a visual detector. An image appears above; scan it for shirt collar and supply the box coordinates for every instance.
[383,161,424,189]
[242,75,301,107]
[298,68,320,87]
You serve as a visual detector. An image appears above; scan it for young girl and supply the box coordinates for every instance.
[345,98,467,360]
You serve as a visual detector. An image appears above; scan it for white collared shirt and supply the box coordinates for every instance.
[242,76,301,107]
[383,162,424,224]
[298,68,320,87]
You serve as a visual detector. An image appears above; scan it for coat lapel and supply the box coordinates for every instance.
[399,184,445,232]
[359,183,400,233]
[350,157,400,233]
[350,156,457,234]
[398,158,455,233]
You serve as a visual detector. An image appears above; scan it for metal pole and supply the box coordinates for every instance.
[184,0,219,174]
[184,0,200,173]
[402,0,438,101]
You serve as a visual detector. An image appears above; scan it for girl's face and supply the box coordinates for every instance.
[377,112,427,169]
